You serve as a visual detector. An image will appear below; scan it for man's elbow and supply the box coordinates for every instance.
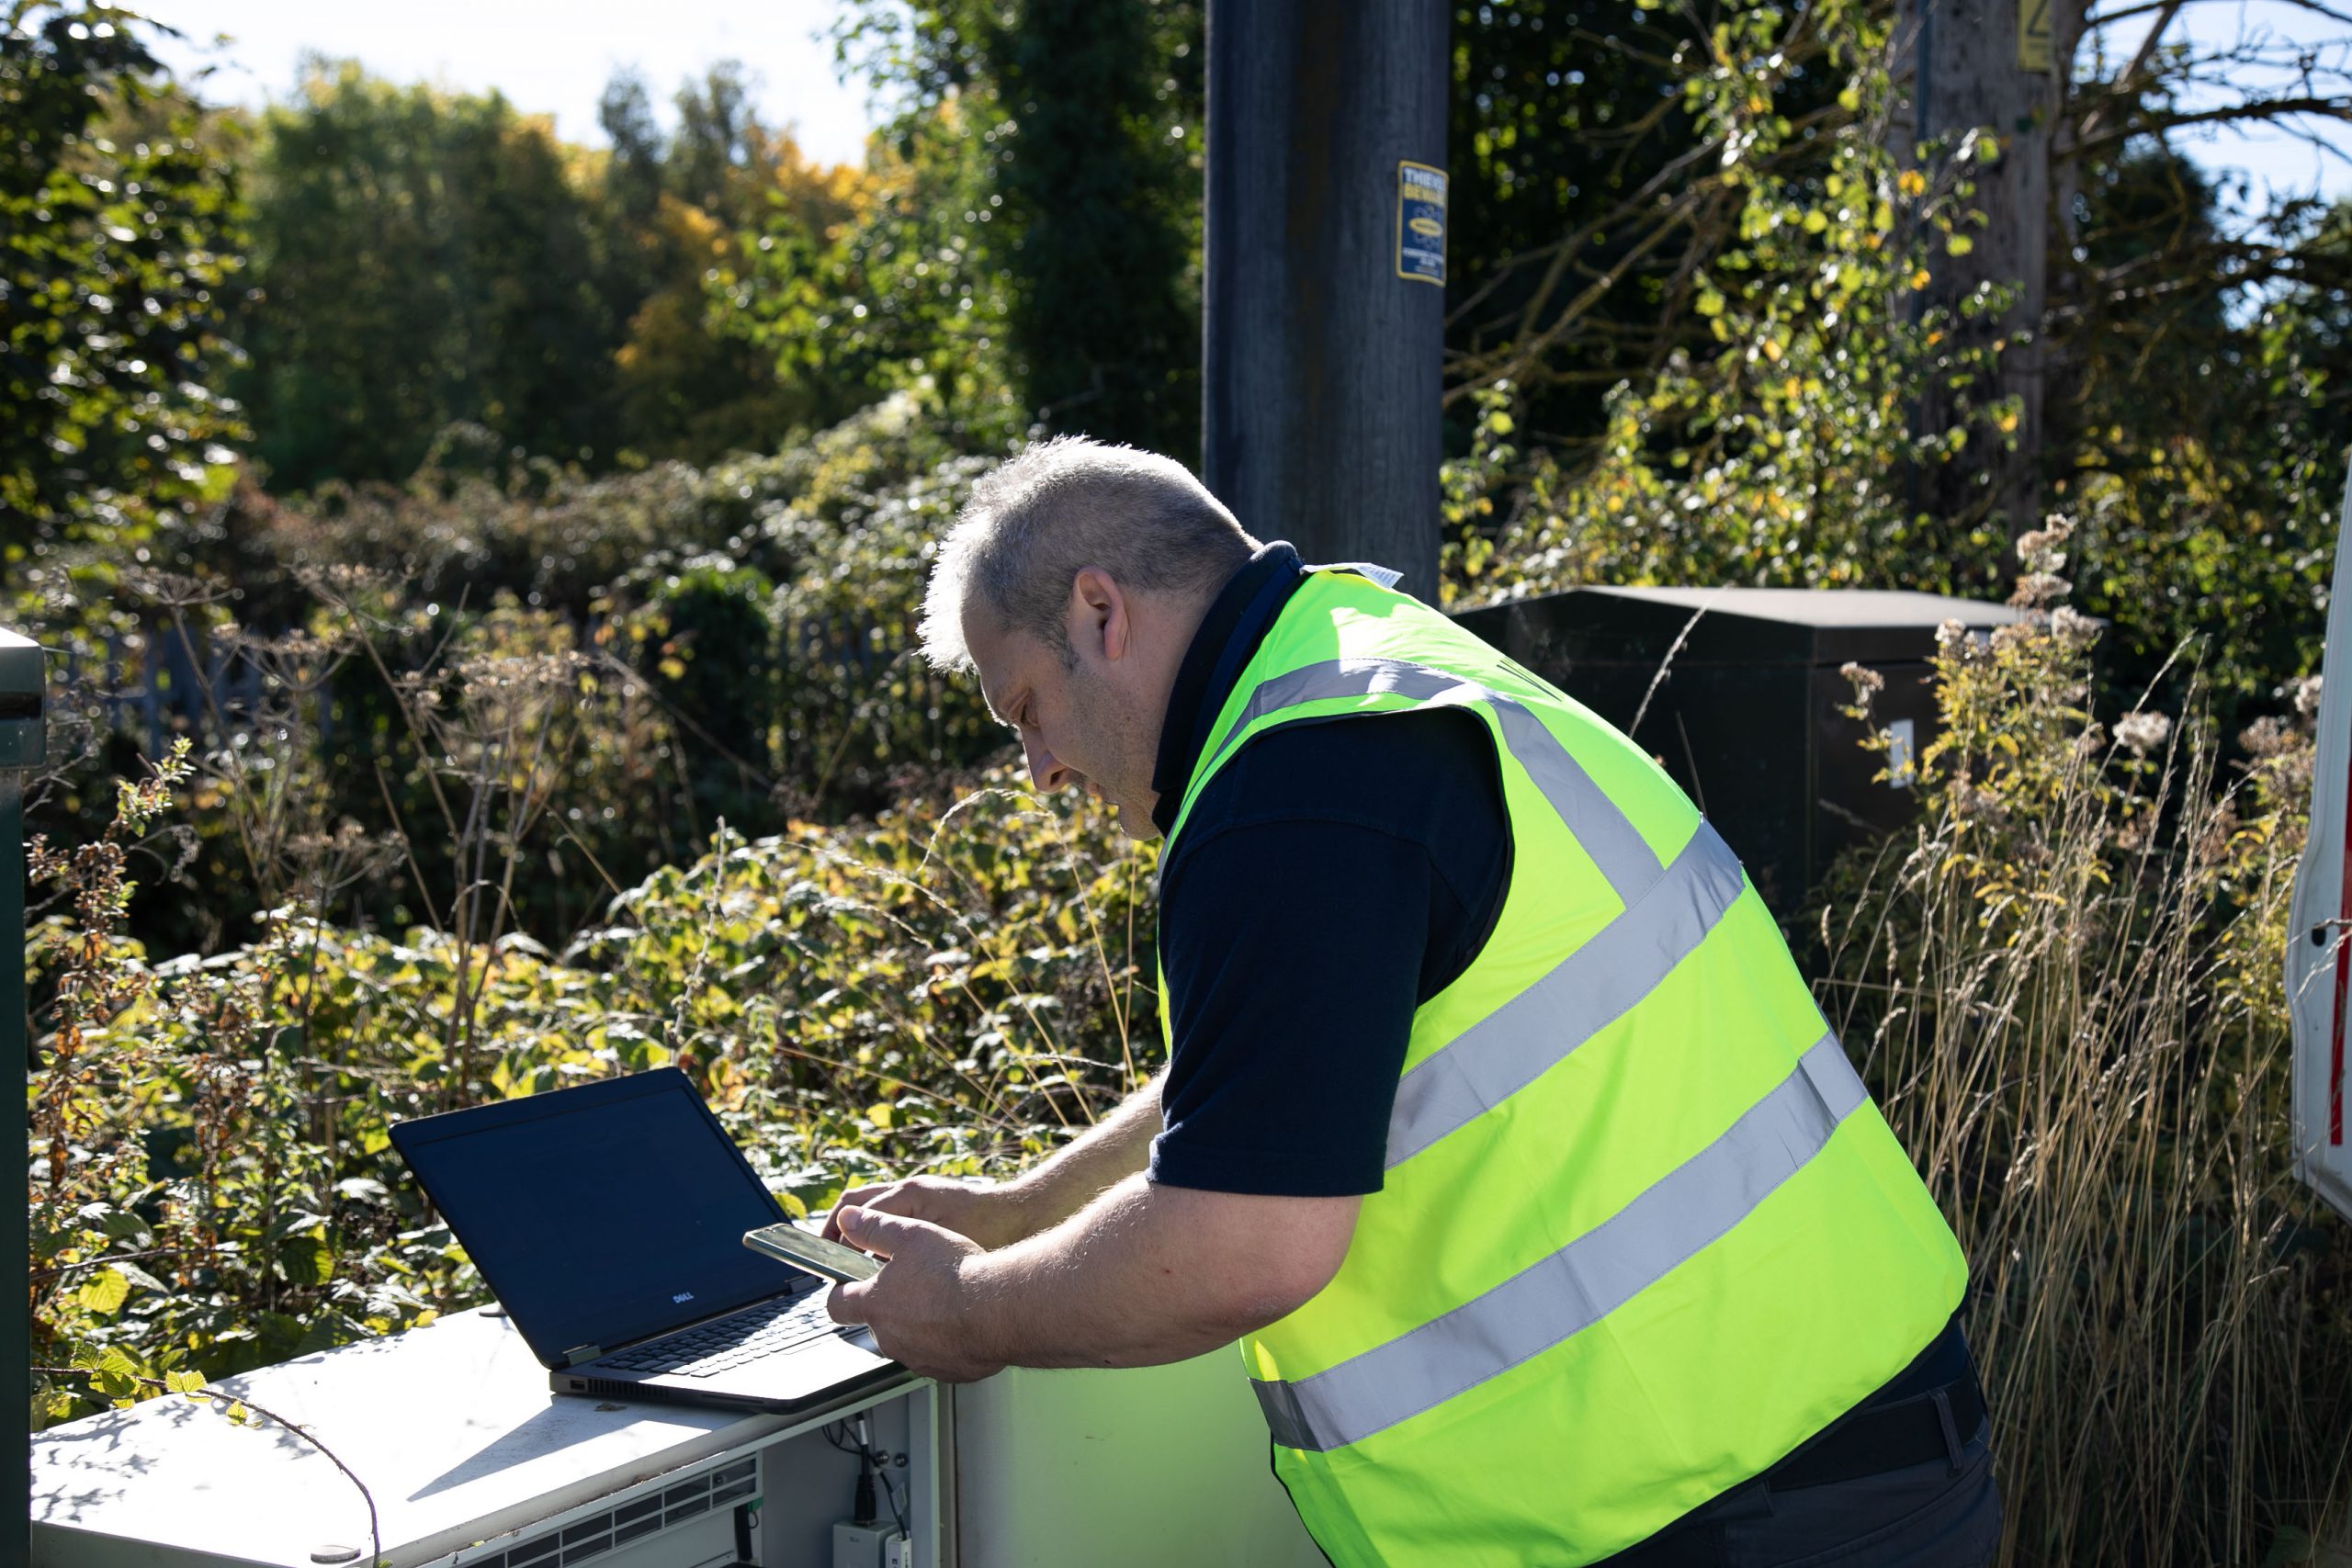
[1186,1193,1359,1337]
[1217,1269,1336,1338]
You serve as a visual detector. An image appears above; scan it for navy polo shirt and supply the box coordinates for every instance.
[1145,544,1513,1197]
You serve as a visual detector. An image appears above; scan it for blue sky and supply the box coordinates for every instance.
[139,0,883,169]
[2088,0,2352,216]
[140,0,2346,208]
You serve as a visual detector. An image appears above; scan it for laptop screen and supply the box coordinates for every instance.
[390,1068,807,1369]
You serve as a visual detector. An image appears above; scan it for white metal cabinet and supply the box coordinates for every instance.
[29,1306,939,1568]
[950,1357,1326,1568]
[30,1305,1322,1568]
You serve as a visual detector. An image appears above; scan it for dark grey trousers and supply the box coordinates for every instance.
[1591,1419,2004,1568]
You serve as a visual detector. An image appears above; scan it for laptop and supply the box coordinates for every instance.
[390,1066,905,1414]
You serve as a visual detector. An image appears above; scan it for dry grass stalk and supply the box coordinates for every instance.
[1818,525,2350,1563]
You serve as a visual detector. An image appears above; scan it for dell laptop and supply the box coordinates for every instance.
[390,1066,904,1414]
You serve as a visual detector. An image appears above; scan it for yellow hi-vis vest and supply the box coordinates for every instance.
[1156,569,1967,1567]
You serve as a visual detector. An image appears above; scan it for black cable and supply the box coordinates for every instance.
[852,1451,879,1527]
[854,1416,911,1537]
[824,1419,909,1537]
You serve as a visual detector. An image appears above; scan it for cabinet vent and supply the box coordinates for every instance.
[469,1455,756,1567]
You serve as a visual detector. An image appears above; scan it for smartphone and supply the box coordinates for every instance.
[741,1221,883,1283]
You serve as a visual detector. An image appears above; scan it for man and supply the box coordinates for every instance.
[823,437,2001,1566]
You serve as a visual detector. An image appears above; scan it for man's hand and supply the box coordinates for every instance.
[824,1205,1007,1383]
[823,1175,1035,1251]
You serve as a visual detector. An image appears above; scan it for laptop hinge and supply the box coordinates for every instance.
[561,1344,603,1368]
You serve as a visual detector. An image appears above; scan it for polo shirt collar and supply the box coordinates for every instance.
[1149,541,1306,837]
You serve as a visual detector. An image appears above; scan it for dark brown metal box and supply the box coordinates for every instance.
[1453,587,2026,913]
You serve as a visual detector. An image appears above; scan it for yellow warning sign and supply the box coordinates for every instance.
[1396,162,1447,287]
[2018,0,2052,72]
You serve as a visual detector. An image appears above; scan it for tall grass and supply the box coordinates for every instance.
[1819,523,2349,1564]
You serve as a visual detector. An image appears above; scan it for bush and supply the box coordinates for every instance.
[27,394,1019,960]
[29,761,1148,1427]
[33,496,2352,1564]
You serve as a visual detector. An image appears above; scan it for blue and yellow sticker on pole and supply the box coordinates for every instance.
[1396,162,1447,286]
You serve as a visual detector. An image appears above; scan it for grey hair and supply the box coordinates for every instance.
[920,436,1259,671]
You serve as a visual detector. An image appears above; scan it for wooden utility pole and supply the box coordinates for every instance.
[1895,0,2084,543]
[1201,0,1448,598]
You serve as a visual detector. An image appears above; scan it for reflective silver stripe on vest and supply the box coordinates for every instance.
[1200,657,1662,904]
[1252,1032,1871,1453]
[1386,821,1747,1169]
[1301,560,1407,592]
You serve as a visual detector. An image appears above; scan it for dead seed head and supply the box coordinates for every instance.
[2016,515,2075,571]
[2114,710,2173,759]
[121,568,228,609]
[2049,606,2099,650]
[1936,619,1990,662]
[2241,715,2293,760]
[2007,571,2073,611]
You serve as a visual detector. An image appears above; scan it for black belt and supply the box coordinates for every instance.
[1591,1318,1988,1565]
[1767,1362,1985,1491]
[1761,1315,1985,1492]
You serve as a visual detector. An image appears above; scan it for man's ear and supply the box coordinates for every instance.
[1068,568,1131,663]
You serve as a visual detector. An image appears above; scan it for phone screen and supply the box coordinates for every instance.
[741,1222,883,1282]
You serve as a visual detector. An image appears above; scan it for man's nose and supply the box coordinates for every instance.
[1023,733,1075,792]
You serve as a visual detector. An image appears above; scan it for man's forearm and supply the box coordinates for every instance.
[823,1074,1166,1254]
[958,1174,1360,1372]
[999,1072,1166,1235]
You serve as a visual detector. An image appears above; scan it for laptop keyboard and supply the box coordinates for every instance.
[599,1288,846,1379]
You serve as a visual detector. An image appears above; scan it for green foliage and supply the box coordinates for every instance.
[1,1,245,563]
[231,63,619,489]
[712,96,1024,452]
[969,0,1199,452]
[736,395,1008,811]
[1442,0,1736,438]
[1440,1,2347,730]
[29,754,1149,1427]
[600,66,868,464]
[62,396,1010,958]
[1442,6,2001,606]
[770,0,1201,454]
[226,58,876,491]
[2052,158,2351,715]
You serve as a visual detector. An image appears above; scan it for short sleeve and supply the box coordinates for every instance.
[1147,709,1510,1197]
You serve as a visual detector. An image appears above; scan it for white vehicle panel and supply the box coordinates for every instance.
[2288,470,2352,1223]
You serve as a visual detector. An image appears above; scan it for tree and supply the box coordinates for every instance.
[604,63,867,462]
[594,67,665,305]
[230,62,618,489]
[713,94,1019,445]
[1891,0,2085,545]
[1442,0,1720,448]
[666,61,766,219]
[827,0,1201,454]
[1,1,243,566]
